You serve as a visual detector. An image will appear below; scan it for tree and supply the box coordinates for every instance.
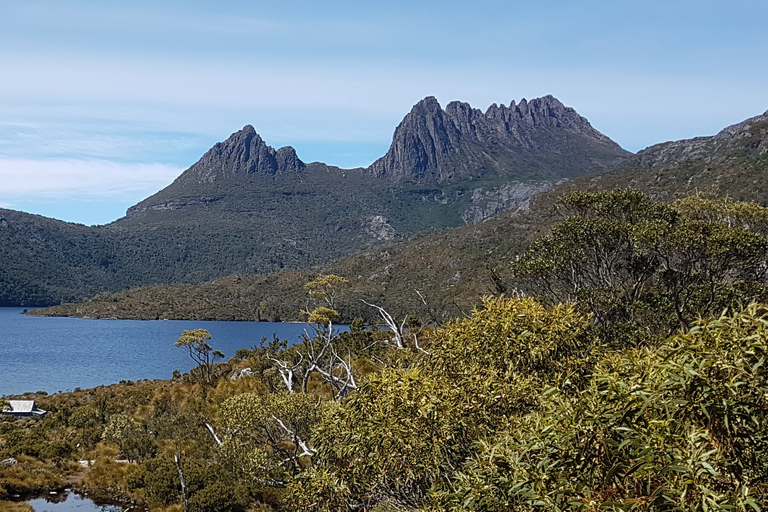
[303,274,350,313]
[175,329,224,385]
[218,392,324,488]
[266,275,361,400]
[512,190,768,338]
[441,303,768,511]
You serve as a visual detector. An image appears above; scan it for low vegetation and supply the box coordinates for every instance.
[5,190,768,511]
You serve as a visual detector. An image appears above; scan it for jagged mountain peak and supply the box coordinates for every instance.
[180,125,305,185]
[368,95,629,183]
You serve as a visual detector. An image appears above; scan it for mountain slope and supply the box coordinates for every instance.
[2,95,627,306]
[533,109,768,208]
[30,209,554,322]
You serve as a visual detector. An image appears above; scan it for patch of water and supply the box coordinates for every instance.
[28,492,125,511]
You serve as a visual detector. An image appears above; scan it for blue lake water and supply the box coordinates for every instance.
[29,492,123,512]
[0,307,319,397]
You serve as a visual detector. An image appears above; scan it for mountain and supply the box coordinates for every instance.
[533,109,768,208]
[368,95,628,183]
[27,105,768,320]
[2,95,628,306]
[124,95,627,224]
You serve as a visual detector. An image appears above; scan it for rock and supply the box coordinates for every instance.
[168,125,305,186]
[369,95,629,183]
[461,182,555,224]
[626,110,768,168]
[366,215,396,241]
[0,457,18,467]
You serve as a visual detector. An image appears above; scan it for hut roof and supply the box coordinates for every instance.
[2,400,47,416]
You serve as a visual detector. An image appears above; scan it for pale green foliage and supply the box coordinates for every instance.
[302,274,349,327]
[218,393,324,486]
[305,275,350,310]
[307,306,341,325]
[512,189,768,337]
[302,296,594,510]
[175,329,224,384]
[69,405,101,429]
[101,414,156,461]
[102,414,132,445]
[442,303,768,511]
[286,466,353,512]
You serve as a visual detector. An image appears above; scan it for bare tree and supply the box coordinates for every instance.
[362,298,430,355]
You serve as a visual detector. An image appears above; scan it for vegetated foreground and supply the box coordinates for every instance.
[3,190,768,511]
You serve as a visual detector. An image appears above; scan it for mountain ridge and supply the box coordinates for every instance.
[532,108,768,209]
[28,103,768,319]
[125,94,627,220]
[3,94,629,306]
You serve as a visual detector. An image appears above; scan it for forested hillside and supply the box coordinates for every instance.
[29,208,552,321]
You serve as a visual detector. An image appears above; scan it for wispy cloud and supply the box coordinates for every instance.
[0,158,183,198]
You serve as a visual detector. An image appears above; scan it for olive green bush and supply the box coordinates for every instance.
[441,303,768,511]
[299,296,594,510]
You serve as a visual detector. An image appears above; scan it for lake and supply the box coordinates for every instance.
[0,307,321,397]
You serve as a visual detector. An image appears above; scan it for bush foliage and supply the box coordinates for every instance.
[4,189,768,511]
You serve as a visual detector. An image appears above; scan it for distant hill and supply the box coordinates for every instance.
[2,95,627,306]
[29,209,554,322]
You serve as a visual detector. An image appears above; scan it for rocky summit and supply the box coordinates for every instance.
[176,125,305,184]
[368,95,630,183]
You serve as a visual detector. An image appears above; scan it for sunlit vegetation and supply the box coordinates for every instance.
[4,190,768,511]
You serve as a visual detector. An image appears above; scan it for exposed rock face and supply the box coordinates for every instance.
[626,110,768,168]
[368,95,630,183]
[461,182,555,224]
[180,125,305,184]
[366,215,397,241]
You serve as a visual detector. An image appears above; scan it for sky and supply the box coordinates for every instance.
[1,0,767,226]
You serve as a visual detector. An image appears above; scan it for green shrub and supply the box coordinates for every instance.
[189,482,244,512]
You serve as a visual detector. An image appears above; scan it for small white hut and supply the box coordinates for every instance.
[2,400,48,418]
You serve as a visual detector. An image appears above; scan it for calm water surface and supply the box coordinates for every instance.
[29,492,122,511]
[0,307,317,396]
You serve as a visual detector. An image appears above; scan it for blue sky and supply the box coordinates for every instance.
[1,0,767,225]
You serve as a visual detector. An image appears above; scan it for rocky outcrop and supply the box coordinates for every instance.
[180,125,305,184]
[368,95,630,183]
[365,215,397,241]
[625,110,768,168]
[461,182,555,224]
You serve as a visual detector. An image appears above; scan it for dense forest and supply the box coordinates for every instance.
[3,190,768,511]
